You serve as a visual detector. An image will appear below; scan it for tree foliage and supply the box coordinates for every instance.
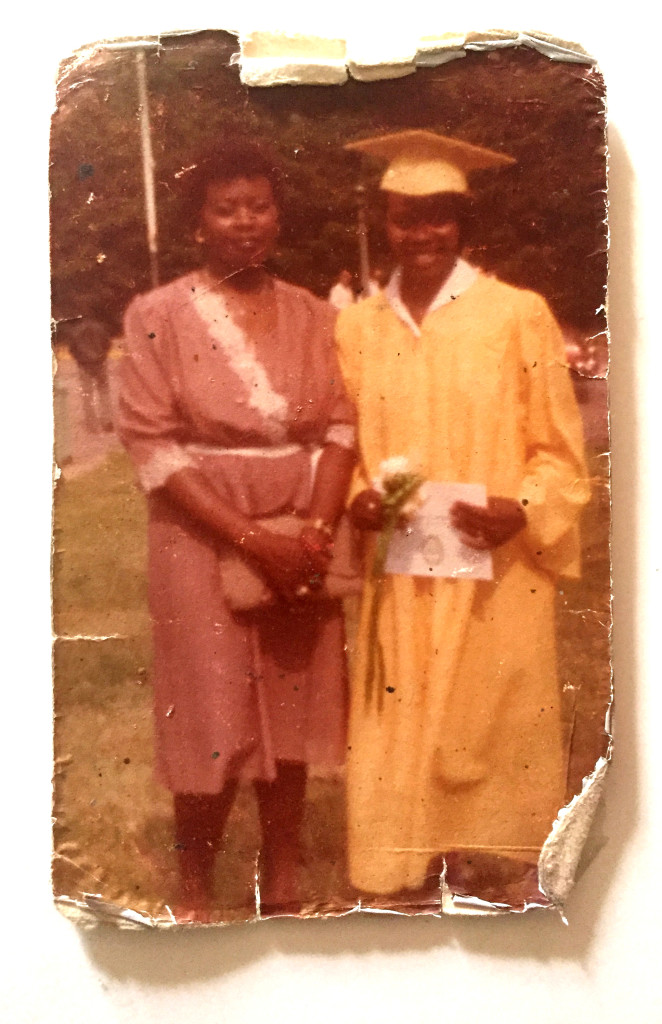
[51,33,607,334]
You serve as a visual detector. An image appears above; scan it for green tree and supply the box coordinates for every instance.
[51,34,606,334]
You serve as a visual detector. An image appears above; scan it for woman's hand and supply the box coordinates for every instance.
[450,497,526,550]
[245,527,332,602]
[350,489,384,531]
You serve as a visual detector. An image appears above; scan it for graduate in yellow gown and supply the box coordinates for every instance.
[336,131,590,901]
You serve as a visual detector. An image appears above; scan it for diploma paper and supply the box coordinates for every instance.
[385,482,494,580]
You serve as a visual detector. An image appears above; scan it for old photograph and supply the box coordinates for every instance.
[51,31,610,924]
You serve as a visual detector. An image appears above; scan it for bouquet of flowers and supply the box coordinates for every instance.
[371,457,427,578]
[365,457,426,708]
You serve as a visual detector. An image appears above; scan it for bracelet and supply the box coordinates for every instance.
[307,518,334,539]
[301,531,333,556]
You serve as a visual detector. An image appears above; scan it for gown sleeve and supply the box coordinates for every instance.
[322,351,358,451]
[334,304,372,498]
[517,292,591,578]
[117,292,195,492]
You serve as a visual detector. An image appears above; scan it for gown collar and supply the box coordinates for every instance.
[384,258,479,337]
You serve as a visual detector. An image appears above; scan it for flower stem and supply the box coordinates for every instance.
[364,473,424,708]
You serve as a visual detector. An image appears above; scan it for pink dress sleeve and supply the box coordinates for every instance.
[314,300,358,452]
[117,292,195,492]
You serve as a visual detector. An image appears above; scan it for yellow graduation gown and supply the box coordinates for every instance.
[336,272,590,894]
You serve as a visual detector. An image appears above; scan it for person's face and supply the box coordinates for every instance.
[386,193,462,282]
[199,176,279,271]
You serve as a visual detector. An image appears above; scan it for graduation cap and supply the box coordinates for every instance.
[345,129,516,197]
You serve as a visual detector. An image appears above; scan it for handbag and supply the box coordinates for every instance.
[218,513,364,613]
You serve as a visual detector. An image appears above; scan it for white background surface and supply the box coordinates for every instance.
[3,2,659,1021]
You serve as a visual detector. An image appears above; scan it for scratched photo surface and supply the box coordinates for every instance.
[51,32,610,924]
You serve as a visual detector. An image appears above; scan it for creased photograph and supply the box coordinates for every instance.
[51,29,610,925]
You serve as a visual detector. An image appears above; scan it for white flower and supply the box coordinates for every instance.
[372,455,412,493]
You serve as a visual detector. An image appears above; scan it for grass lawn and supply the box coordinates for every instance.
[52,447,611,922]
[52,451,351,922]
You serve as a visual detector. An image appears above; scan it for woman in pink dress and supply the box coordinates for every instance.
[117,142,357,921]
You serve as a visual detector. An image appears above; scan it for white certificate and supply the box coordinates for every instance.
[385,482,494,580]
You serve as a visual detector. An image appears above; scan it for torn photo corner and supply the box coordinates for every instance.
[51,27,611,926]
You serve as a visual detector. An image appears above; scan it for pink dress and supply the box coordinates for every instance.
[118,271,356,794]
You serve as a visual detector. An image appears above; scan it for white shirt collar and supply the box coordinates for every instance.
[384,258,479,337]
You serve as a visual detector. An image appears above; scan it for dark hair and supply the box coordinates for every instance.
[180,138,283,228]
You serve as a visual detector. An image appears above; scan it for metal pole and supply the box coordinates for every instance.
[136,49,159,289]
[356,183,371,296]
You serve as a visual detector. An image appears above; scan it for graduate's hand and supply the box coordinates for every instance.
[450,497,526,550]
[349,489,384,531]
